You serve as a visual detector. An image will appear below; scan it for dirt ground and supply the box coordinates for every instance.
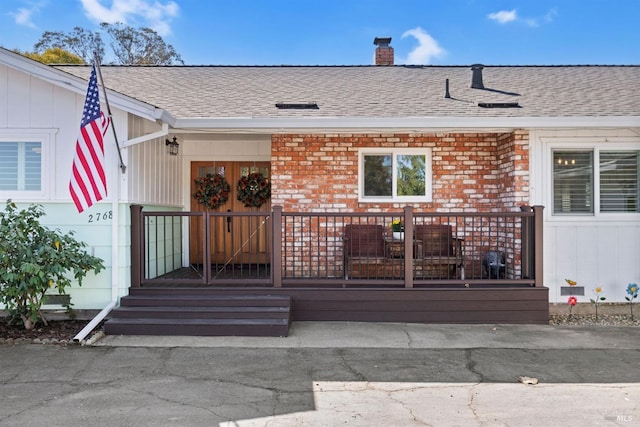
[0,317,95,344]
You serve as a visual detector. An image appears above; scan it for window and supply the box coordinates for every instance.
[0,141,42,191]
[600,151,639,212]
[553,149,639,214]
[359,148,432,202]
[0,130,52,199]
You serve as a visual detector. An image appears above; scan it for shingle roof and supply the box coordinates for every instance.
[54,65,640,120]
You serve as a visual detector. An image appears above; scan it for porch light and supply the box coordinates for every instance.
[165,136,179,156]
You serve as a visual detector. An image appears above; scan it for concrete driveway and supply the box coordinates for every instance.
[1,322,639,426]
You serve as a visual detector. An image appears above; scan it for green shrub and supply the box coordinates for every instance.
[0,200,104,329]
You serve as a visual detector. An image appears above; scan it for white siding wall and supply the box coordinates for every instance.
[127,116,182,206]
[530,129,640,303]
[0,63,133,309]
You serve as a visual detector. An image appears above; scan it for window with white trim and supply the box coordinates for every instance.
[359,148,432,203]
[553,149,639,214]
[0,141,42,191]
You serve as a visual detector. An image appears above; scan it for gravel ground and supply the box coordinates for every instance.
[548,314,639,326]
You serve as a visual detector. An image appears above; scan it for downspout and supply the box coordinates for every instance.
[72,163,121,343]
[73,123,170,343]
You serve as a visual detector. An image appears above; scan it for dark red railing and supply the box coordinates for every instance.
[131,205,544,288]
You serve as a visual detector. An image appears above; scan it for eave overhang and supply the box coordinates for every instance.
[171,116,640,134]
[0,48,171,124]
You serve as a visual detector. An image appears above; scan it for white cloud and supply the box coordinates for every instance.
[9,1,47,29]
[400,27,446,65]
[487,9,517,24]
[10,7,36,28]
[545,8,558,23]
[488,8,557,28]
[80,0,179,36]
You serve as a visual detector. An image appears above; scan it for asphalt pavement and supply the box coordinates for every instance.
[1,322,639,426]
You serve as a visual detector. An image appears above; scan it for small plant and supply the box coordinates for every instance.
[0,200,104,329]
[590,287,606,320]
[626,283,638,321]
[567,295,578,317]
[390,219,404,232]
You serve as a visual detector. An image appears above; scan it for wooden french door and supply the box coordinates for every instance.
[189,161,271,266]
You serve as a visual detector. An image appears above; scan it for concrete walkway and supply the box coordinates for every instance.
[95,321,640,350]
[1,322,639,426]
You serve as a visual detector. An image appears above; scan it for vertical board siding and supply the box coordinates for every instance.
[29,77,54,128]
[547,224,640,301]
[6,68,30,127]
[533,129,640,303]
[0,64,8,127]
[127,115,182,206]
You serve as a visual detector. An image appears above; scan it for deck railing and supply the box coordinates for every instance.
[131,205,544,288]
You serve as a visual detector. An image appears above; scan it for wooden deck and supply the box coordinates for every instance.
[114,205,548,336]
[103,285,549,336]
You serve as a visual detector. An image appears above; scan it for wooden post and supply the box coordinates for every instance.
[532,205,545,287]
[403,206,414,288]
[520,205,533,280]
[130,204,143,288]
[272,206,283,287]
[202,212,210,283]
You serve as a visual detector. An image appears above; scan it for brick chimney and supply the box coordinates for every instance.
[374,37,394,65]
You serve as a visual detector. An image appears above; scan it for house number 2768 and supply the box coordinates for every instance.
[88,210,113,223]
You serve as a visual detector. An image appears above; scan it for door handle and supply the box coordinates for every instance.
[226,209,232,233]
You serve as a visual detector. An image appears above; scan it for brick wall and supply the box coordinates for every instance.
[271,131,531,279]
[271,132,530,212]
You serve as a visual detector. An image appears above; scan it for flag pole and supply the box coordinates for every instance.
[93,54,126,173]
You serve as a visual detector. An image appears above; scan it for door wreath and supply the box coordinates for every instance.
[237,172,271,207]
[193,173,230,209]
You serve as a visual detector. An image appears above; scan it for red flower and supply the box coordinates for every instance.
[568,296,578,306]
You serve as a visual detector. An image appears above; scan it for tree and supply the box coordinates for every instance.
[397,155,426,196]
[16,47,84,64]
[0,201,104,330]
[33,23,183,65]
[101,23,183,65]
[34,26,104,64]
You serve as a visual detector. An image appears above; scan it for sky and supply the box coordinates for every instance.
[0,0,639,66]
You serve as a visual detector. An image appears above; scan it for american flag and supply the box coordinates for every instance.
[69,64,110,213]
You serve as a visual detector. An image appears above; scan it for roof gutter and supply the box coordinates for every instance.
[173,116,640,133]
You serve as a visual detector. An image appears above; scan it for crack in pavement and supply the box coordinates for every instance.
[465,349,485,382]
[336,349,368,382]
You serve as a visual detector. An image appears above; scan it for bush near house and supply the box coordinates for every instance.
[0,200,104,330]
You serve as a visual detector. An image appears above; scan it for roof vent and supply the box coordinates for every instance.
[477,102,520,108]
[470,64,485,89]
[275,102,319,110]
